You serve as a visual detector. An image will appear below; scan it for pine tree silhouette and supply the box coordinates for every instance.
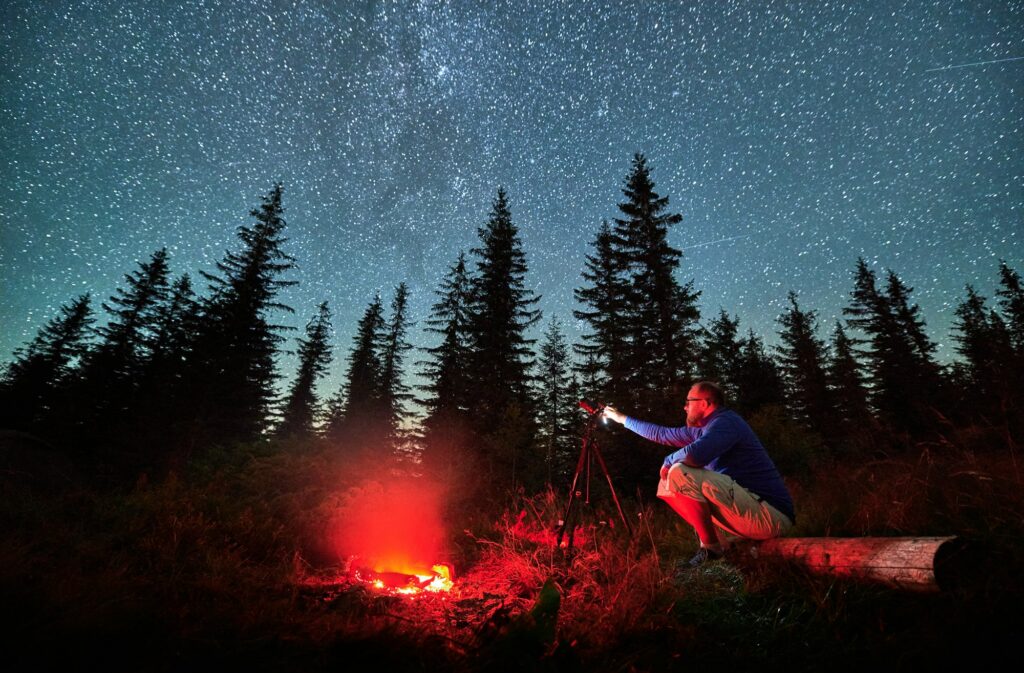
[701,309,742,400]
[277,301,333,441]
[573,220,630,402]
[134,273,201,469]
[0,294,94,432]
[73,248,171,445]
[776,291,834,439]
[419,253,475,472]
[952,285,1016,425]
[996,261,1024,355]
[612,153,700,410]
[536,317,580,486]
[466,188,541,484]
[327,294,385,445]
[190,183,297,446]
[733,328,785,416]
[380,283,414,454]
[827,321,872,444]
[843,259,944,437]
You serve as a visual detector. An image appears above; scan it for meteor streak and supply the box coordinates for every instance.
[924,55,1024,73]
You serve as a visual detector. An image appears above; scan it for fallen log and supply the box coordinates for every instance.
[747,536,964,592]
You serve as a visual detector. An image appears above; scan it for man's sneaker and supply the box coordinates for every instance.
[687,546,724,568]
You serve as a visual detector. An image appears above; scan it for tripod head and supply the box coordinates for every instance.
[578,399,605,416]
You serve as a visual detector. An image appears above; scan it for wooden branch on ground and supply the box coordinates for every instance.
[745,536,964,592]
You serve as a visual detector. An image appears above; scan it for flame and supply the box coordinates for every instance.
[353,563,453,596]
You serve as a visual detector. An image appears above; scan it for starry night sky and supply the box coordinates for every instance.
[2,0,1022,399]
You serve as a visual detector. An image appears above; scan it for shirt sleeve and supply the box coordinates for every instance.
[662,414,740,468]
[623,417,698,450]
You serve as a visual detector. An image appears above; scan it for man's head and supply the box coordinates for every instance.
[685,381,724,426]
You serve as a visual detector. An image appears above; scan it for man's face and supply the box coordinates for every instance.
[684,386,712,426]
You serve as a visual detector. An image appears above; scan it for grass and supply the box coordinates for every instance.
[2,430,1022,671]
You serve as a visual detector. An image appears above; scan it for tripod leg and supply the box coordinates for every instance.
[556,442,589,548]
[591,442,633,535]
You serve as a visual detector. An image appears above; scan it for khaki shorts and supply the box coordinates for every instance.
[657,463,793,540]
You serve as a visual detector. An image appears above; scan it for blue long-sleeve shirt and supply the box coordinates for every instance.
[624,409,795,522]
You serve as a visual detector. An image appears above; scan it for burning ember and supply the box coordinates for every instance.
[351,562,454,596]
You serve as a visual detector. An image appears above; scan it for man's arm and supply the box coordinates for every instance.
[602,406,698,447]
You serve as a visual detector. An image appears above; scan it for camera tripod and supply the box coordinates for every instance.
[555,401,632,549]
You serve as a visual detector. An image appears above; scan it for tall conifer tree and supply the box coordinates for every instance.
[733,329,785,415]
[996,261,1024,354]
[776,292,834,438]
[466,188,541,483]
[952,286,1016,420]
[701,309,742,399]
[328,294,385,444]
[827,322,872,440]
[380,283,414,452]
[536,317,580,486]
[277,301,333,440]
[191,183,297,445]
[75,248,171,429]
[612,153,700,409]
[573,220,629,402]
[134,273,201,468]
[0,294,94,431]
[843,259,942,436]
[419,253,474,463]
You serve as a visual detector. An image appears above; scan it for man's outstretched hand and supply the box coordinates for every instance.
[601,405,626,425]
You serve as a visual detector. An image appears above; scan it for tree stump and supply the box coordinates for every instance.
[748,536,964,591]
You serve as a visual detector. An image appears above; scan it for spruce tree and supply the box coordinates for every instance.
[419,253,474,464]
[191,183,297,445]
[612,153,701,409]
[827,321,872,443]
[379,283,414,452]
[536,317,580,486]
[75,248,171,429]
[701,309,742,399]
[733,329,785,416]
[328,294,385,444]
[996,261,1024,354]
[952,286,1016,421]
[144,273,200,392]
[466,188,542,483]
[843,259,943,437]
[277,301,333,440]
[573,220,630,402]
[776,292,834,438]
[885,269,948,428]
[0,294,94,431]
[134,273,201,468]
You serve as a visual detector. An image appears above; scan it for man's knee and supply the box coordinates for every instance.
[660,462,707,501]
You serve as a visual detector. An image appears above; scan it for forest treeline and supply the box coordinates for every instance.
[2,154,1023,495]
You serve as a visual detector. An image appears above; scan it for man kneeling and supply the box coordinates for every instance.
[602,381,795,567]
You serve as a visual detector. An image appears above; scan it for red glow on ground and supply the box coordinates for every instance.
[331,478,448,579]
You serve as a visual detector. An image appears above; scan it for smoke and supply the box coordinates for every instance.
[330,474,449,574]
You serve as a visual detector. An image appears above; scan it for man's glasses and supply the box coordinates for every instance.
[684,398,708,406]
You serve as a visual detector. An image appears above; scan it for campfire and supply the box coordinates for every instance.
[350,561,454,596]
[331,478,455,598]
